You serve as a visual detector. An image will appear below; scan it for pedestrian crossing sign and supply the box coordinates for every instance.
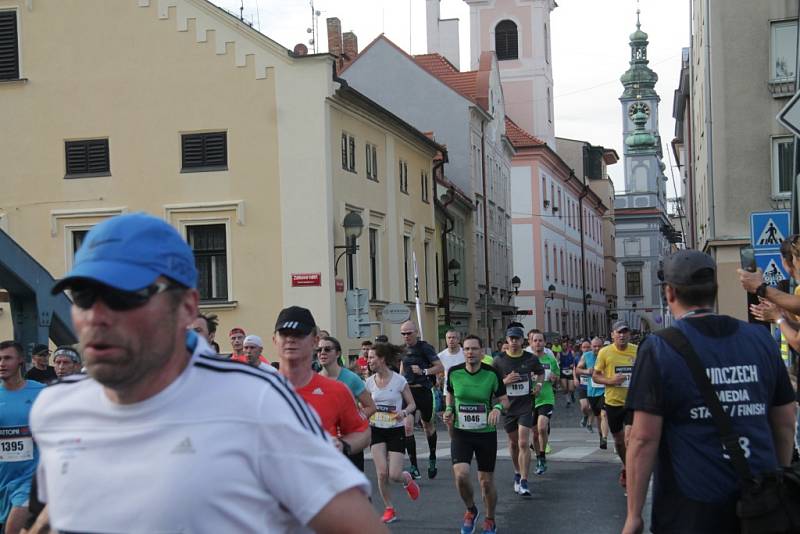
[750,211,790,251]
[755,252,788,286]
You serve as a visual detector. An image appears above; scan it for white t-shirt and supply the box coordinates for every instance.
[30,336,369,534]
[437,347,465,391]
[365,372,407,429]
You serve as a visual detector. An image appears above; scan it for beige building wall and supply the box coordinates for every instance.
[690,0,797,319]
[0,0,439,355]
[328,93,439,356]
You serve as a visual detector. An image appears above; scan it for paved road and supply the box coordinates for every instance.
[363,397,643,533]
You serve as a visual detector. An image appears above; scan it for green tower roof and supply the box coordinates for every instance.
[620,10,658,99]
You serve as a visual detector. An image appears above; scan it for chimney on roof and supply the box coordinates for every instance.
[342,31,358,58]
[425,0,460,70]
[326,17,342,57]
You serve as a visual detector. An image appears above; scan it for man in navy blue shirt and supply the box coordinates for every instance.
[623,250,796,534]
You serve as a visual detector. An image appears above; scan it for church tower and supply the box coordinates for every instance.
[462,0,556,148]
[614,10,672,333]
[619,10,667,208]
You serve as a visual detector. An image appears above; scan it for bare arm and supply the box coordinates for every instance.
[623,411,663,534]
[337,428,371,456]
[769,402,798,467]
[427,361,444,376]
[400,385,416,418]
[739,268,800,315]
[309,486,388,534]
[357,389,377,419]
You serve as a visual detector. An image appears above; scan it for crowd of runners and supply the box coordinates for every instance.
[0,301,638,534]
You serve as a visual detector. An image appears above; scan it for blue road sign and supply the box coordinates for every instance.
[751,211,790,251]
[755,252,789,286]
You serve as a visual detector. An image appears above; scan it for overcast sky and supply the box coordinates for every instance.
[212,0,690,196]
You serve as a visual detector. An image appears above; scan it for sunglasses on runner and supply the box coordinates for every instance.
[69,281,180,311]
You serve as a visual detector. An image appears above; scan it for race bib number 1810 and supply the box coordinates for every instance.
[507,373,530,397]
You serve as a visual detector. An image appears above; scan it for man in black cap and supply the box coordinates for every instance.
[623,250,796,534]
[593,319,637,491]
[492,325,545,497]
[275,306,371,462]
[24,345,56,384]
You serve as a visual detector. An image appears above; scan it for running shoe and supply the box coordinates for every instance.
[545,443,552,454]
[518,479,531,497]
[586,423,594,433]
[580,415,588,427]
[402,471,420,500]
[461,509,479,534]
[599,436,608,450]
[535,457,547,475]
[513,473,521,494]
[381,507,397,524]
[428,457,438,479]
[482,518,497,534]
[619,468,627,489]
[408,465,421,480]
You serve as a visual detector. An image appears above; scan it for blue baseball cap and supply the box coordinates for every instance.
[52,212,198,293]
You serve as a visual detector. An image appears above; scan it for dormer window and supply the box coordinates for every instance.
[495,20,518,61]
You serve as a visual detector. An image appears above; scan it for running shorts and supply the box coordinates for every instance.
[604,404,632,434]
[588,395,604,417]
[410,386,434,423]
[502,412,534,434]
[577,386,588,400]
[451,428,498,472]
[347,450,365,472]
[534,403,554,420]
[0,476,31,524]
[370,426,405,453]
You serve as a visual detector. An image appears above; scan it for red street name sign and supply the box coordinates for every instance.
[291,273,321,287]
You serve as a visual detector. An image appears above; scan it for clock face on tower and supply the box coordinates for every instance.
[628,102,650,119]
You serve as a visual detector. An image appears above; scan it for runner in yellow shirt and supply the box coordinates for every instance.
[592,320,637,491]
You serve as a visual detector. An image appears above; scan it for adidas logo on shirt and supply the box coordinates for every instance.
[312,388,324,396]
[171,437,195,454]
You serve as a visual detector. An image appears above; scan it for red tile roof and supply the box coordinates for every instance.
[413,53,479,104]
[504,117,545,148]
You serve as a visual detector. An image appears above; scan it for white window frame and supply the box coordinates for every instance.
[771,135,793,198]
[770,19,798,82]
[63,224,93,271]
[368,225,382,301]
[180,218,234,306]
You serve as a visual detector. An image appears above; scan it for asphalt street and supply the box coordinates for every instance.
[363,396,646,533]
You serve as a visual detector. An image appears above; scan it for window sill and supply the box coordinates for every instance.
[367,176,379,182]
[64,172,111,179]
[0,77,28,85]
[181,166,229,174]
[199,300,238,310]
[768,79,795,98]
[369,299,389,305]
[400,190,409,195]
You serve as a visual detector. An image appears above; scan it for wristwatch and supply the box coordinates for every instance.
[340,440,352,456]
[423,368,428,376]
[756,283,768,299]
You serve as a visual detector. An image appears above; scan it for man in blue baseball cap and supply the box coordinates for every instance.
[32,213,384,533]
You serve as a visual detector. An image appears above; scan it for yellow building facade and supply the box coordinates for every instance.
[0,0,440,356]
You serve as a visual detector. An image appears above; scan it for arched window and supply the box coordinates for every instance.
[495,20,518,61]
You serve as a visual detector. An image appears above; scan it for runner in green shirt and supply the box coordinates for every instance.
[529,330,560,474]
[443,335,509,534]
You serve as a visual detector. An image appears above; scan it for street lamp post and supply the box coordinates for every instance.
[333,212,364,290]
[511,276,521,296]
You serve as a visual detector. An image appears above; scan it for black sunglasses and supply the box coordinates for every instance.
[69,281,179,311]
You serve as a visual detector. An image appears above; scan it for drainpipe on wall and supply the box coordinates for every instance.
[480,121,492,347]
[434,163,454,328]
[576,172,590,337]
[703,0,715,246]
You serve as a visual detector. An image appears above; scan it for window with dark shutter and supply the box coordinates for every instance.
[0,10,19,80]
[181,132,227,171]
[495,20,518,61]
[348,136,356,171]
[65,139,110,178]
